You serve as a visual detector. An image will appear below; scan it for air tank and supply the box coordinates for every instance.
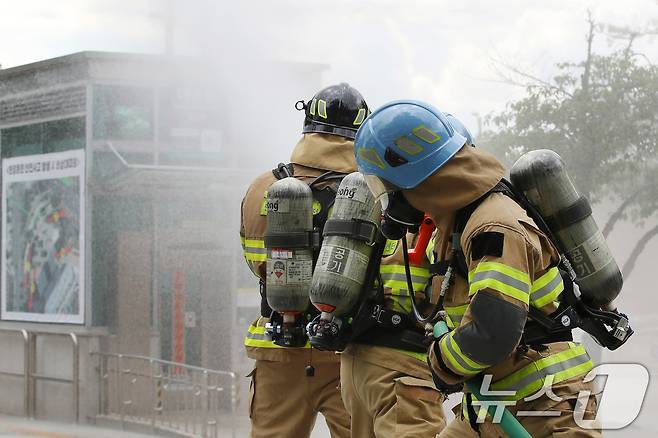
[264,177,314,320]
[510,149,623,307]
[310,172,382,324]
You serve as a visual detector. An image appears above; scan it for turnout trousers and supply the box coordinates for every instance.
[340,344,446,438]
[248,350,350,438]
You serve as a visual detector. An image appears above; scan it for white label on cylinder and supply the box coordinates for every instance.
[268,259,288,285]
[565,231,613,279]
[317,244,370,283]
[336,185,369,204]
[267,258,313,285]
[266,198,290,213]
[286,259,313,284]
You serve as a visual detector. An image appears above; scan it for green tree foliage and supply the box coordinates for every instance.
[480,24,658,279]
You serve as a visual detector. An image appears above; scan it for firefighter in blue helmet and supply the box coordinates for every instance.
[353,100,600,437]
[444,113,474,146]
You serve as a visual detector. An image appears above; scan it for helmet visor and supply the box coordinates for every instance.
[364,175,399,211]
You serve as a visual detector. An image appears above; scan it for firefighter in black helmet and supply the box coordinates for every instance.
[297,82,369,139]
[241,84,367,437]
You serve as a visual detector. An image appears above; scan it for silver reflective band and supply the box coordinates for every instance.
[470,270,531,294]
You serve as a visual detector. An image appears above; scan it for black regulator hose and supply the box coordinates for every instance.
[401,237,443,324]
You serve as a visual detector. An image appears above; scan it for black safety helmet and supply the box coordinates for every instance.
[296,83,369,140]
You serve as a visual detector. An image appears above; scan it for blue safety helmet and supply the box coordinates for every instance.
[354,100,467,190]
[444,113,474,146]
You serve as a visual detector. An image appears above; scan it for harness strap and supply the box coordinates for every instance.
[544,196,592,231]
[464,393,481,433]
[323,218,378,243]
[353,327,428,354]
[259,279,272,318]
[263,230,320,249]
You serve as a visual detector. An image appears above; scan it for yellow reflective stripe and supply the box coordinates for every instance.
[259,190,268,215]
[510,358,593,401]
[444,304,468,328]
[468,262,530,284]
[382,280,428,292]
[531,267,564,308]
[244,324,311,349]
[383,239,399,256]
[440,333,488,376]
[380,264,431,292]
[244,239,264,249]
[245,252,266,262]
[469,278,529,303]
[244,337,283,348]
[353,108,367,126]
[248,324,266,334]
[317,99,328,118]
[380,264,431,277]
[426,236,436,263]
[491,344,592,400]
[243,238,266,262]
[244,324,283,349]
[391,348,428,362]
[468,262,530,304]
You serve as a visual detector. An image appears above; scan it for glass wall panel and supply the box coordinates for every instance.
[93,85,154,141]
[1,117,85,158]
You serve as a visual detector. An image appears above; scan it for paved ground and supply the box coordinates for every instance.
[0,414,331,438]
[0,416,153,438]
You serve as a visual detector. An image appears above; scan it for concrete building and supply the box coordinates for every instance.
[0,51,324,425]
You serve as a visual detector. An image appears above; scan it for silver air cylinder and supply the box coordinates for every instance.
[265,177,314,317]
[310,172,381,320]
[510,149,622,307]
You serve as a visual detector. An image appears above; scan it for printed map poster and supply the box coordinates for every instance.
[1,150,85,323]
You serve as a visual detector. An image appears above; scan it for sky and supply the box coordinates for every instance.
[1,0,657,133]
[1,0,658,292]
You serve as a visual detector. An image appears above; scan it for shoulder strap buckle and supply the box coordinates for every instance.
[272,162,295,180]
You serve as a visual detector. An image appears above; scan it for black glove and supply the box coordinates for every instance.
[427,338,464,395]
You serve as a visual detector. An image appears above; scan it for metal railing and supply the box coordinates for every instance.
[92,352,237,438]
[0,328,80,421]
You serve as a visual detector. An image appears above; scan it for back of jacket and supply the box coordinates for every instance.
[404,145,593,407]
[240,133,356,362]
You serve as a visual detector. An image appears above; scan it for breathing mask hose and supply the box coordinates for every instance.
[402,237,443,324]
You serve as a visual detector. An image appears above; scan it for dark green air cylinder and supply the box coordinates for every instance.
[510,149,623,307]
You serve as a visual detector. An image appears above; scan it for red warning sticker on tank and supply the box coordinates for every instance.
[271,249,293,259]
